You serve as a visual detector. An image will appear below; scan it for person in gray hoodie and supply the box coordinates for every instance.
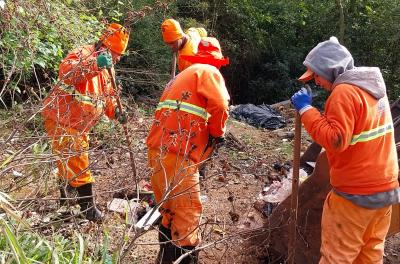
[291,36,399,263]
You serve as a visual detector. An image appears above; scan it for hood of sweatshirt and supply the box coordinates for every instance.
[333,67,386,99]
[304,36,354,83]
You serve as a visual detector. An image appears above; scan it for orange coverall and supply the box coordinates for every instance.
[147,63,230,246]
[320,191,392,264]
[41,45,117,187]
[302,84,399,263]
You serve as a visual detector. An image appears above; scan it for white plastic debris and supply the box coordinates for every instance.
[0,1,5,10]
[259,168,309,203]
[200,195,208,203]
[107,198,141,225]
[107,198,139,213]
[12,170,23,178]
[135,208,161,231]
[260,178,292,203]
[51,168,59,176]
[287,168,308,182]
[306,161,316,168]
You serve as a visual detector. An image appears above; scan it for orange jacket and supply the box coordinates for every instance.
[177,28,203,72]
[146,63,230,163]
[302,84,399,195]
[41,45,117,132]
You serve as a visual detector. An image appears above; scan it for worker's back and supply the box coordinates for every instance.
[147,63,229,162]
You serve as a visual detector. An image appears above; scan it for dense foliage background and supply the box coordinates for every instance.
[1,0,400,105]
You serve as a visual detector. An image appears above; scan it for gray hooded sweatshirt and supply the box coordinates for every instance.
[304,36,399,209]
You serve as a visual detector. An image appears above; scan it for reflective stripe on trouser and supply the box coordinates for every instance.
[148,149,202,247]
[44,118,94,188]
[320,191,392,264]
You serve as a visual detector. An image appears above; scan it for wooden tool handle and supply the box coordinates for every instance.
[288,112,302,263]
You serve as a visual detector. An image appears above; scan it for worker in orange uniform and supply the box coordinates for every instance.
[41,23,129,222]
[291,36,400,263]
[147,37,230,263]
[161,18,207,73]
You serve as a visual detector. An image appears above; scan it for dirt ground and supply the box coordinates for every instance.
[92,103,400,263]
[2,103,399,263]
[93,115,284,263]
[97,104,398,264]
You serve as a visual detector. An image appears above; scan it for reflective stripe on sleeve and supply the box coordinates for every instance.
[350,123,394,145]
[156,99,208,120]
[58,84,105,109]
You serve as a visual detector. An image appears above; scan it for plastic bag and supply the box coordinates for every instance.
[231,104,286,129]
[260,178,292,203]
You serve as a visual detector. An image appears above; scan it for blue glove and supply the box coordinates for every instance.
[291,87,312,114]
[96,52,113,69]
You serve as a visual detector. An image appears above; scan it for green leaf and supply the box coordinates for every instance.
[35,59,46,69]
[0,152,16,169]
[76,232,84,264]
[0,219,30,264]
[0,191,11,204]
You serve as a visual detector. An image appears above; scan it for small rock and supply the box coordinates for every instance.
[218,175,225,182]
[12,170,23,178]
[247,212,256,220]
[274,130,294,139]
[229,211,240,222]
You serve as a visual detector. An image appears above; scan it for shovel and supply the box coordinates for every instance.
[171,52,177,78]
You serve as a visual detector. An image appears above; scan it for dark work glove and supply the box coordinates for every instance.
[208,136,225,150]
[96,52,113,69]
[115,107,128,124]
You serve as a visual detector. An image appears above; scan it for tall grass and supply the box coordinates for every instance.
[0,191,112,263]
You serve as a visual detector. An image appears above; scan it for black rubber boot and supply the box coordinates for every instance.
[177,246,199,264]
[199,165,206,180]
[156,224,199,264]
[156,224,174,264]
[76,183,103,222]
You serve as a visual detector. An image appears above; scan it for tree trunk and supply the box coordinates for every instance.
[336,0,345,44]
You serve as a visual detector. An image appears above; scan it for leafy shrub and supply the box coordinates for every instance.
[0,0,102,106]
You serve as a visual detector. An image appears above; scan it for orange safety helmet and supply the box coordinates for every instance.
[161,19,184,43]
[180,37,229,68]
[99,23,129,55]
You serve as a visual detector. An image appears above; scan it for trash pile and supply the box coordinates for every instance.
[254,165,309,216]
[230,104,286,130]
[107,180,159,228]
